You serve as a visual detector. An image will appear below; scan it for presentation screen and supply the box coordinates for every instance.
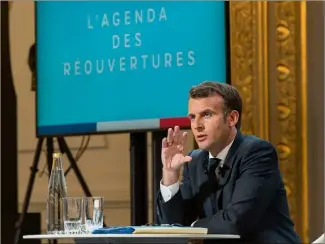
[36,1,228,136]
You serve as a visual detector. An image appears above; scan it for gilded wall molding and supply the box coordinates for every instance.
[229,1,269,139]
[229,1,309,242]
[273,1,309,242]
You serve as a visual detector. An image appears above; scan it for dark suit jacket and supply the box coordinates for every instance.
[156,132,301,243]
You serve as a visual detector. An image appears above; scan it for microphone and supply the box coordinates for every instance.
[218,164,230,177]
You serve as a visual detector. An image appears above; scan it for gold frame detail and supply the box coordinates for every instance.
[229,1,269,139]
[273,2,309,242]
[229,1,309,242]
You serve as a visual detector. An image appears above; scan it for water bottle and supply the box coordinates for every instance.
[46,152,68,234]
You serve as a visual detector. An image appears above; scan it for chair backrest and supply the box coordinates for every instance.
[312,233,324,243]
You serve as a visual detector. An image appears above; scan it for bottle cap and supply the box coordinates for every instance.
[53,152,62,158]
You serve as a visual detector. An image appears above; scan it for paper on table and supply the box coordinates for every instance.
[132,226,208,234]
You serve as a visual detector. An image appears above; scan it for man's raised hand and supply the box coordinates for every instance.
[161,126,192,172]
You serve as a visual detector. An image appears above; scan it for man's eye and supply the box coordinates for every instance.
[204,112,212,118]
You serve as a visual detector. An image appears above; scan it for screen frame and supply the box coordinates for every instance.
[34,1,231,138]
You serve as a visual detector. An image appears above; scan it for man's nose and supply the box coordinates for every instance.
[194,118,204,131]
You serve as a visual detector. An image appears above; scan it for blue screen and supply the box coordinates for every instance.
[36,1,227,136]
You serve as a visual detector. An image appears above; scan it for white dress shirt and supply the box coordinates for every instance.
[160,140,234,202]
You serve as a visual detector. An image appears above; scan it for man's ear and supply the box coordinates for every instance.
[227,110,239,128]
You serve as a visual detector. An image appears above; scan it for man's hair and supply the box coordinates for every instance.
[189,81,242,129]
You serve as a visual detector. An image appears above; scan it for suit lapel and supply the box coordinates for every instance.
[216,131,244,209]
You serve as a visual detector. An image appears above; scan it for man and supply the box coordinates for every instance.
[156,81,300,243]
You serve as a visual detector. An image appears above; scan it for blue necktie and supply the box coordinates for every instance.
[208,158,221,214]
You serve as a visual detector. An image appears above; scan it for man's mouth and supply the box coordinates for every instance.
[196,134,207,142]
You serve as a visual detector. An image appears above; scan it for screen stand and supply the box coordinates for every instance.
[130,132,148,225]
[15,137,97,244]
[151,130,165,224]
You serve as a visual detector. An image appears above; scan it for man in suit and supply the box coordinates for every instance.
[156,81,300,243]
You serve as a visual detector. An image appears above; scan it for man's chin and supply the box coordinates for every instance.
[196,141,211,151]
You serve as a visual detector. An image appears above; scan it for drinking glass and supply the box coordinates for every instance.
[83,197,104,233]
[63,197,83,234]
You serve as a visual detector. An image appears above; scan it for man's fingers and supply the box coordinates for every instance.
[162,137,168,148]
[181,156,192,163]
[173,126,181,144]
[167,128,173,145]
[180,131,188,146]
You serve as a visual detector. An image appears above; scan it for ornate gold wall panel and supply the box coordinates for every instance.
[272,2,308,242]
[229,1,309,242]
[229,1,269,139]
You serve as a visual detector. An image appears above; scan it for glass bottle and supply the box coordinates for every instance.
[46,152,68,234]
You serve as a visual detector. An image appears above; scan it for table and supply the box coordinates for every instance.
[23,233,241,244]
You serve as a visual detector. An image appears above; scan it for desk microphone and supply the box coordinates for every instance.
[218,164,230,177]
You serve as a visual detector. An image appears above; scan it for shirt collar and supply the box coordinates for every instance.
[209,140,234,161]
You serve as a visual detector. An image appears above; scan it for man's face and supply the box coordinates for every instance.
[188,94,232,153]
